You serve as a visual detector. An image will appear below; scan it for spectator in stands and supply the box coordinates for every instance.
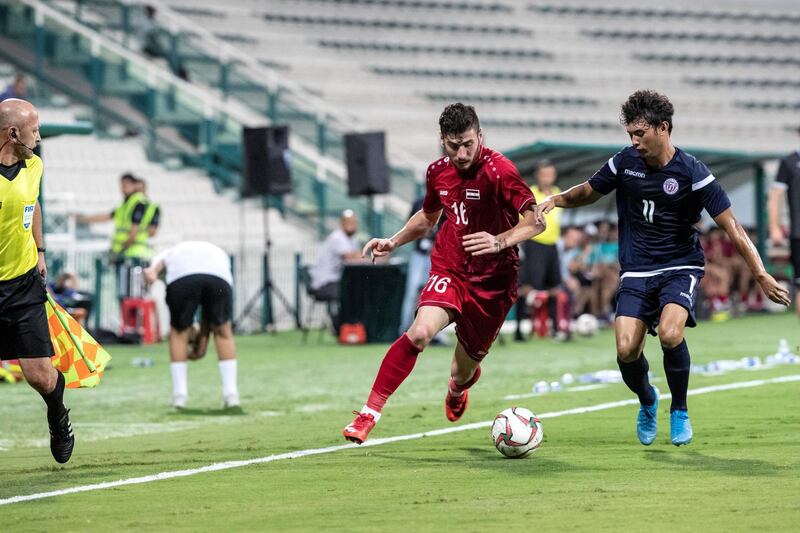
[0,73,27,101]
[144,241,239,409]
[516,161,568,340]
[47,272,92,326]
[136,178,161,238]
[75,173,155,298]
[701,227,733,320]
[135,5,190,81]
[561,226,593,317]
[588,221,619,321]
[768,130,800,320]
[310,209,362,302]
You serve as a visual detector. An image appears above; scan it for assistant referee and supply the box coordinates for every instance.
[0,99,74,463]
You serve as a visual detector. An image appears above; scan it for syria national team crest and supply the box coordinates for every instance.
[663,178,679,195]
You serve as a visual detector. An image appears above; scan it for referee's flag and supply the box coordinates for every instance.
[46,294,112,388]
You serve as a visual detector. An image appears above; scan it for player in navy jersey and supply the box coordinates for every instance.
[538,90,790,446]
[342,104,546,444]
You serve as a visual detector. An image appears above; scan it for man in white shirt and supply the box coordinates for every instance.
[310,209,362,300]
[144,241,239,409]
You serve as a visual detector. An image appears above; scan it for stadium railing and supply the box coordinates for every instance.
[1,0,407,238]
[45,0,426,213]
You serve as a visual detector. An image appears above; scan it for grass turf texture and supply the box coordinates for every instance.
[1,313,799,531]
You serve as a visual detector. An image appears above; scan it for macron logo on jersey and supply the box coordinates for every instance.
[624,169,646,178]
[439,190,448,196]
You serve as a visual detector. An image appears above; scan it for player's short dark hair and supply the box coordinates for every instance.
[120,173,138,183]
[620,90,674,134]
[439,103,480,136]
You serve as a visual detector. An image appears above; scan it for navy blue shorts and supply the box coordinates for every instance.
[616,269,704,336]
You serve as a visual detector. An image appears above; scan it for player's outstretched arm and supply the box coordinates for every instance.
[537,181,603,217]
[714,208,791,306]
[463,206,545,256]
[362,208,442,262]
[75,212,113,224]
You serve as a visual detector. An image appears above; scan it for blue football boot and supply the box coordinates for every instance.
[637,385,659,445]
[670,410,693,446]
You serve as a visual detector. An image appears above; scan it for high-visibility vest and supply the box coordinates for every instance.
[139,201,159,236]
[0,155,42,280]
[111,192,153,259]
[531,185,561,245]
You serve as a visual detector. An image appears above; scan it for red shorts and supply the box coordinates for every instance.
[417,268,517,361]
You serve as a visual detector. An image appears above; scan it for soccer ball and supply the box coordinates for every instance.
[491,407,544,458]
[574,313,599,337]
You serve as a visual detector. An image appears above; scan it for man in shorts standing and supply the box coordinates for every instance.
[768,126,800,321]
[0,98,74,462]
[342,103,545,444]
[144,241,239,409]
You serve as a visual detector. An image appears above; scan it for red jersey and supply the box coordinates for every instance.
[422,146,535,280]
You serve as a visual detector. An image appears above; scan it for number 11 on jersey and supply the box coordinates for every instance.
[642,199,655,223]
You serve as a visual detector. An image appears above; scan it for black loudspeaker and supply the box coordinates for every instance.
[345,131,390,196]
[241,125,292,196]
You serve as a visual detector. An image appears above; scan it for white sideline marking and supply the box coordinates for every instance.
[504,383,608,400]
[2,374,798,507]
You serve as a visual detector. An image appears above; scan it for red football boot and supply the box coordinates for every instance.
[342,411,376,444]
[445,389,469,422]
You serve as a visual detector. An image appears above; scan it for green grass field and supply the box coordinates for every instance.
[2,313,799,532]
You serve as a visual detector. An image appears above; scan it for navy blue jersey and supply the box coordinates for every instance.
[589,146,731,274]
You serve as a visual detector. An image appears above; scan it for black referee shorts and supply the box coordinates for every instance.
[791,239,800,287]
[519,240,562,291]
[0,267,55,359]
[165,274,233,331]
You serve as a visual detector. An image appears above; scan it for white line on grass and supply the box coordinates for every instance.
[2,374,798,507]
[504,383,609,400]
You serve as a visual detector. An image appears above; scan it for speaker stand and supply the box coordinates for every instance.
[233,199,300,332]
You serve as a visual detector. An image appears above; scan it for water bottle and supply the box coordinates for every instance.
[131,266,144,298]
[532,381,550,394]
[778,339,791,358]
[740,356,760,369]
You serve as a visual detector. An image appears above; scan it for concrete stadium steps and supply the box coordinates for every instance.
[41,135,311,250]
[153,0,800,160]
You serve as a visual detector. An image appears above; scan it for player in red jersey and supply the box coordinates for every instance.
[343,104,546,444]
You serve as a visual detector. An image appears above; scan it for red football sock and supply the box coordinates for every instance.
[448,366,482,396]
[366,334,422,412]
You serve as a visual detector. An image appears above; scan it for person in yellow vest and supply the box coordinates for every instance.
[76,173,154,297]
[136,178,160,238]
[516,160,569,341]
[0,98,75,463]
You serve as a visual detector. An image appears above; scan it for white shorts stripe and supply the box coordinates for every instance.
[620,265,704,279]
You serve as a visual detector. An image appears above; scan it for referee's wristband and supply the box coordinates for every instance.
[37,247,46,253]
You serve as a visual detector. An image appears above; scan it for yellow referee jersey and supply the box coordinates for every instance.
[531,185,561,245]
[0,155,42,281]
